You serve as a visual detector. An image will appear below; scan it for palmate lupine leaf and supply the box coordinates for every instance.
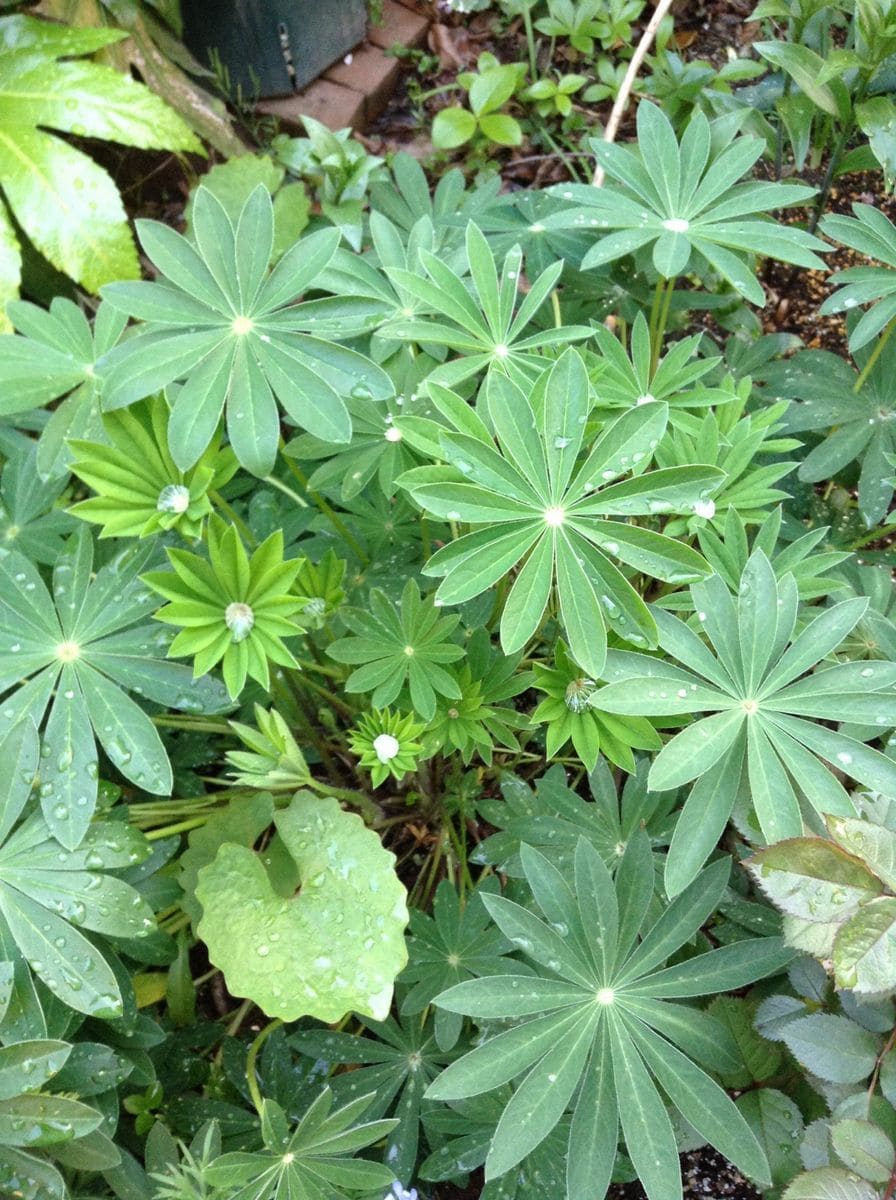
[144,519,306,700]
[0,719,155,1018]
[758,336,896,526]
[399,349,722,677]
[471,760,678,882]
[543,104,826,302]
[682,506,851,606]
[0,298,126,480]
[426,836,791,1200]
[204,1090,397,1200]
[594,549,896,896]
[819,203,896,352]
[653,397,799,536]
[399,877,522,1052]
[0,433,76,565]
[0,528,228,847]
[98,185,392,477]
[68,396,237,540]
[327,579,464,721]
[380,222,593,389]
[586,312,733,420]
[291,1009,454,1184]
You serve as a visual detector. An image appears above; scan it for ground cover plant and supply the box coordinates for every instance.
[0,1,895,1199]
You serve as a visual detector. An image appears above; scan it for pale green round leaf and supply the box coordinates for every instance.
[195,792,409,1023]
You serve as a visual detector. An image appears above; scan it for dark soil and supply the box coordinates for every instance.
[762,173,896,355]
[608,1147,763,1200]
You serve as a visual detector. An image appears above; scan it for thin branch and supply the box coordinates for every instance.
[593,0,676,186]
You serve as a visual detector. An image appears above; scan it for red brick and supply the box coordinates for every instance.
[325,42,401,124]
[368,0,429,50]
[257,79,366,133]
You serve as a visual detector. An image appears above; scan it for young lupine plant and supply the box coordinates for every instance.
[204,1091,397,1199]
[327,579,465,721]
[426,835,792,1200]
[544,104,827,304]
[587,312,733,420]
[98,185,392,476]
[68,396,236,539]
[399,350,722,677]
[0,298,126,479]
[350,708,426,787]
[380,222,592,388]
[532,639,662,771]
[594,550,896,896]
[144,518,305,698]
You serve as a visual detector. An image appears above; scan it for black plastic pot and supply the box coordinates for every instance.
[181,0,368,99]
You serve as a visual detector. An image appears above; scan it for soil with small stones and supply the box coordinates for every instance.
[608,1147,763,1200]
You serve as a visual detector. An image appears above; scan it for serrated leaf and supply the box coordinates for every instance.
[736,1088,804,1186]
[780,1014,879,1084]
[830,1119,895,1184]
[746,840,883,924]
[784,1168,881,1200]
[833,898,896,994]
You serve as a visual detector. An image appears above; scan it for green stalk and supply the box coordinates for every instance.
[853,318,896,393]
[522,2,538,79]
[281,458,369,565]
[210,490,257,547]
[146,817,208,841]
[151,716,232,734]
[294,670,355,719]
[551,289,563,328]
[263,473,308,508]
[648,276,674,373]
[808,73,871,234]
[245,1019,283,1114]
[306,777,379,824]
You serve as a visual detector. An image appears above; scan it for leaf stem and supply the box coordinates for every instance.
[648,276,674,372]
[280,458,369,565]
[246,1019,284,1114]
[853,317,896,393]
[807,72,870,234]
[210,491,257,547]
[263,473,309,508]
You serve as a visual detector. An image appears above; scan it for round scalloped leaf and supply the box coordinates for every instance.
[195,792,409,1023]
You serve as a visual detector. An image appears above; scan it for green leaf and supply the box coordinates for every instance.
[780,1014,879,1084]
[784,1168,881,1200]
[708,997,783,1086]
[827,818,896,891]
[432,107,478,150]
[649,708,744,791]
[0,16,200,303]
[608,1012,680,1200]
[830,1119,895,1184]
[833,898,896,995]
[746,839,883,923]
[479,113,524,146]
[195,793,409,1023]
[486,1007,597,1178]
[855,98,896,189]
[629,1021,771,1188]
[0,1040,70,1101]
[738,1089,804,1187]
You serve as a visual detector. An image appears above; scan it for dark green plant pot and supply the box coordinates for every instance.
[182,0,368,99]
